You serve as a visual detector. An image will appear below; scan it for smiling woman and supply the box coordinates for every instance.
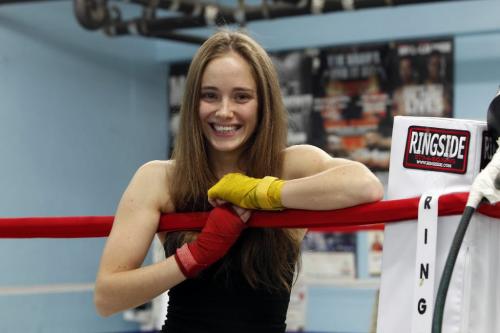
[199,51,259,157]
[2,0,500,331]
[93,29,383,333]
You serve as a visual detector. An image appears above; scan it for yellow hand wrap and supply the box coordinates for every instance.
[208,173,285,210]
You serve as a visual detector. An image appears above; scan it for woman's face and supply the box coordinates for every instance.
[199,51,259,155]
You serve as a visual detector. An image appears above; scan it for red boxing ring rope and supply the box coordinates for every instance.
[2,192,500,238]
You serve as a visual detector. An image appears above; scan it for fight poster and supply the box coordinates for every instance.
[312,43,392,171]
[312,38,453,171]
[270,50,315,146]
[367,231,384,277]
[167,61,190,156]
[301,232,357,283]
[388,39,453,119]
[167,37,454,172]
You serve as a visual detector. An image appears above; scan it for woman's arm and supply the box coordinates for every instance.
[95,161,251,317]
[94,161,185,317]
[281,144,384,210]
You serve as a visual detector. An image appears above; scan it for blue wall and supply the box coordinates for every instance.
[1,0,499,332]
[0,2,167,332]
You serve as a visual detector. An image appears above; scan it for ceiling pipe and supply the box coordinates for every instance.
[73,0,456,43]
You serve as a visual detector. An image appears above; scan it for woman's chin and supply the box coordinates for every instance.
[208,139,245,153]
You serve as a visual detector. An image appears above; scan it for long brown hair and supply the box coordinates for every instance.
[168,30,300,291]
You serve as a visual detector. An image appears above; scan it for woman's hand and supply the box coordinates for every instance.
[208,173,284,210]
[174,202,250,278]
[209,198,252,223]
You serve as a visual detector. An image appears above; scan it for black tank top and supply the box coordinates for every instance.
[161,255,291,333]
[162,199,293,333]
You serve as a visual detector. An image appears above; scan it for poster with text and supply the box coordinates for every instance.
[270,50,317,146]
[301,231,357,283]
[168,61,191,156]
[286,273,308,331]
[388,38,453,119]
[312,43,392,171]
[367,231,384,277]
[167,37,453,172]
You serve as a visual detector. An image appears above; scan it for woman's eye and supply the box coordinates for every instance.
[235,94,251,103]
[201,92,217,101]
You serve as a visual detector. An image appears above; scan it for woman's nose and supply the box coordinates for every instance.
[215,99,234,118]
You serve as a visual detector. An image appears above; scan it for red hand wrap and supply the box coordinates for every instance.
[174,205,246,278]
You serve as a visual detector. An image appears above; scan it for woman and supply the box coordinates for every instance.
[94,30,384,332]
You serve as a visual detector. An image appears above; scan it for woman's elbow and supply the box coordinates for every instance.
[95,296,112,317]
[94,281,116,317]
[363,177,384,203]
[350,162,384,203]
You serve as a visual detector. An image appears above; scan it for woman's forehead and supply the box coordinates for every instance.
[201,53,256,90]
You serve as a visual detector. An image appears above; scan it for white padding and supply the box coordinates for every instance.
[377,116,500,333]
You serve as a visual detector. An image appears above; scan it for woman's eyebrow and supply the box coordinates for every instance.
[200,86,255,93]
[233,87,255,93]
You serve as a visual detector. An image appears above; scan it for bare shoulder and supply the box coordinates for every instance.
[130,160,175,213]
[282,144,360,179]
[283,144,328,157]
[281,144,332,179]
[137,160,174,178]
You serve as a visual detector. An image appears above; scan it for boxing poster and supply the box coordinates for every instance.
[367,230,384,277]
[312,43,393,171]
[286,275,308,331]
[269,50,316,146]
[167,61,190,156]
[301,232,357,282]
[311,38,454,172]
[167,38,454,170]
[388,39,453,119]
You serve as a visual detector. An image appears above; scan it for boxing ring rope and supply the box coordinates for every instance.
[1,192,500,238]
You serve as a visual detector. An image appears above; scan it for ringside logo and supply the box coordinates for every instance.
[404,126,470,174]
[481,130,498,170]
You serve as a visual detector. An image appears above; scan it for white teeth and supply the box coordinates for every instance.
[213,125,238,132]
